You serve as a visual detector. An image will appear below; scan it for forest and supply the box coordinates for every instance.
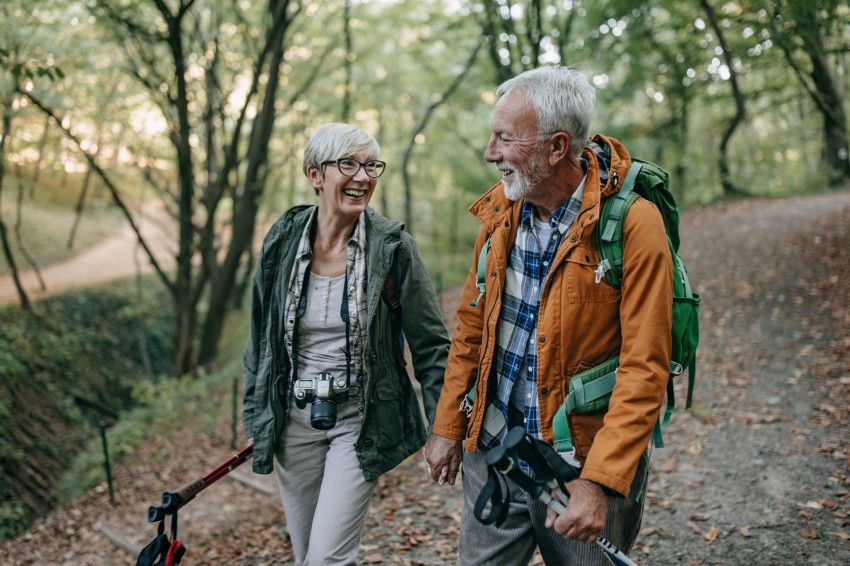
[1,1,849,563]
[3,0,847,375]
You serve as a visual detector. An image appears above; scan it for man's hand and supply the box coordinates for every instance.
[422,433,463,486]
[544,479,611,543]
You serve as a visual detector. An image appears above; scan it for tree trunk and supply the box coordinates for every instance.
[0,96,31,310]
[701,0,746,197]
[808,41,850,185]
[163,5,200,376]
[772,2,850,186]
[342,0,353,121]
[67,163,93,249]
[14,160,46,290]
[401,40,483,235]
[197,0,294,366]
[30,114,50,196]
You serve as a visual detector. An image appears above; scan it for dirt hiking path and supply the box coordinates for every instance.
[0,202,175,305]
[3,189,850,565]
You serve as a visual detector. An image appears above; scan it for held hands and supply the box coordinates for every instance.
[544,478,611,543]
[422,433,463,486]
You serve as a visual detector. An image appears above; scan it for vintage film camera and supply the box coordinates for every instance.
[292,372,350,430]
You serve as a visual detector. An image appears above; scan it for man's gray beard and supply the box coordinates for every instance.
[503,152,547,201]
[503,173,530,201]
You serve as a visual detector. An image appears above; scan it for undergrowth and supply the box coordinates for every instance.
[0,277,174,541]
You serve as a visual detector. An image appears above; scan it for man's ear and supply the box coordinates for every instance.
[547,132,572,166]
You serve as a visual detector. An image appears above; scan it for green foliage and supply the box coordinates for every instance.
[0,278,174,541]
[0,500,27,542]
[54,347,244,504]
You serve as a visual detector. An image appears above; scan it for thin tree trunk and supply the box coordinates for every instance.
[0,221,30,310]
[401,40,483,235]
[14,160,46,290]
[342,0,352,121]
[197,0,297,366]
[701,0,746,197]
[0,99,31,310]
[30,114,50,196]
[67,163,93,249]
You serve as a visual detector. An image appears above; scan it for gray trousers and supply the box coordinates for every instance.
[458,449,648,565]
[274,401,375,566]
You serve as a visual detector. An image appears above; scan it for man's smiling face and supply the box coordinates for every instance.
[484,90,550,201]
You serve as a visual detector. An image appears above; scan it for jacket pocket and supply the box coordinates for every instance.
[564,244,619,304]
[570,410,606,461]
[370,363,403,448]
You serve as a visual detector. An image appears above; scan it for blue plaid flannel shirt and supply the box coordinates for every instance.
[486,154,611,456]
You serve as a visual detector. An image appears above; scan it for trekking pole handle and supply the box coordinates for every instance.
[164,478,206,508]
[148,480,201,523]
[147,444,254,522]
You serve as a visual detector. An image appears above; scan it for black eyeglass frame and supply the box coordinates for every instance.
[320,158,387,178]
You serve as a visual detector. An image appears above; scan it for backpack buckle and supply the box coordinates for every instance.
[594,259,611,284]
[459,396,474,418]
[669,361,684,375]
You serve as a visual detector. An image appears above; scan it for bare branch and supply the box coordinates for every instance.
[401,39,484,234]
[20,89,176,295]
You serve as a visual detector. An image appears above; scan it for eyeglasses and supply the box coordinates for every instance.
[321,158,386,178]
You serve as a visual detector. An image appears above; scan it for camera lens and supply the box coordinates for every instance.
[310,398,337,430]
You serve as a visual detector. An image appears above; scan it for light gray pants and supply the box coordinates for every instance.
[458,449,648,566]
[274,400,375,566]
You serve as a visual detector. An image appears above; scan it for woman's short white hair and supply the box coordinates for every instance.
[303,122,381,176]
[496,66,595,159]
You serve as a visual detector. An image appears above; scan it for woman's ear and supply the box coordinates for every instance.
[306,165,322,189]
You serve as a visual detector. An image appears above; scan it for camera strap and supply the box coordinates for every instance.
[292,267,354,389]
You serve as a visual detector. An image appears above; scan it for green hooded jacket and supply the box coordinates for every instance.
[243,205,450,480]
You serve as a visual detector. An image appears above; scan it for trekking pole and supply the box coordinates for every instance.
[487,429,639,566]
[147,443,254,522]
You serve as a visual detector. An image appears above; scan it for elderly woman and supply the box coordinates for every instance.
[242,122,450,565]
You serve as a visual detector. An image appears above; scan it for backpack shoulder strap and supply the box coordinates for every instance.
[596,161,643,289]
[382,251,407,367]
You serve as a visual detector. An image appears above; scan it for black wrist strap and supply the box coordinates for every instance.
[473,465,510,527]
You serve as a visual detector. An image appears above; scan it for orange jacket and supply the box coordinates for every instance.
[432,135,672,496]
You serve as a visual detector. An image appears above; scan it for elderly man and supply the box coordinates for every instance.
[424,66,672,565]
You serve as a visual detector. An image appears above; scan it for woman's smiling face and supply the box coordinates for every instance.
[308,150,378,220]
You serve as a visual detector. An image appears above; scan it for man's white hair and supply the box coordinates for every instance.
[496,66,596,159]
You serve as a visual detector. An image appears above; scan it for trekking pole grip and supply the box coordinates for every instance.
[161,478,205,510]
[147,478,206,522]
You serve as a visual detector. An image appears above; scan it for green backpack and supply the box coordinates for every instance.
[552,151,700,449]
[470,151,700,449]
